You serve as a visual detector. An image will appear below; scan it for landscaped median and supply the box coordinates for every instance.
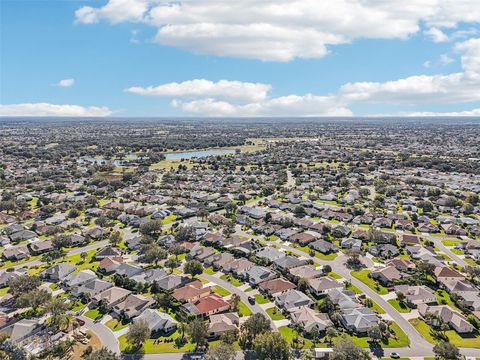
[409,318,480,348]
[350,269,388,295]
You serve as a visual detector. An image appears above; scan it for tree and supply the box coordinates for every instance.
[16,288,51,312]
[197,208,209,220]
[433,341,461,359]
[205,342,236,360]
[229,293,240,312]
[188,319,208,349]
[169,244,185,261]
[139,220,163,237]
[240,313,271,348]
[225,202,238,215]
[8,275,41,297]
[330,336,371,360]
[309,326,321,345]
[325,327,337,345]
[82,347,119,360]
[109,230,122,246]
[322,264,332,274]
[463,265,480,281]
[184,260,203,278]
[176,225,196,242]
[141,243,167,265]
[297,278,309,292]
[253,332,290,360]
[126,320,150,349]
[418,262,435,281]
[154,291,173,309]
[368,325,382,344]
[396,291,406,305]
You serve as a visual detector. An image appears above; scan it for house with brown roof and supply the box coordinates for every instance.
[434,266,465,282]
[291,307,333,333]
[371,266,402,286]
[113,294,155,319]
[208,313,239,338]
[289,265,323,280]
[2,245,30,261]
[394,285,436,305]
[308,276,343,297]
[93,286,131,309]
[221,258,254,275]
[181,294,230,317]
[386,258,416,271]
[399,234,421,246]
[173,280,212,303]
[418,304,474,333]
[258,277,296,297]
[98,256,123,273]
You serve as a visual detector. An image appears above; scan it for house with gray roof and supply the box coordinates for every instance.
[134,308,177,334]
[243,265,277,285]
[72,278,113,297]
[310,239,338,254]
[41,263,76,282]
[273,255,307,271]
[341,307,380,334]
[255,247,285,263]
[275,289,314,312]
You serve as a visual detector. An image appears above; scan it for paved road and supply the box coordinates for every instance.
[79,315,120,354]
[424,234,469,268]
[200,272,277,331]
[13,239,109,270]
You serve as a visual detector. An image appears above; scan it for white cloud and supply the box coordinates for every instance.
[424,27,449,42]
[375,108,480,116]
[126,79,271,102]
[423,60,432,68]
[440,53,454,65]
[56,78,75,87]
[340,37,480,105]
[75,0,480,61]
[175,95,351,117]
[0,103,113,117]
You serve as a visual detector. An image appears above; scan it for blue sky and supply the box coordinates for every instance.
[1,0,479,117]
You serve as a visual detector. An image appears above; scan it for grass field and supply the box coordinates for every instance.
[266,307,285,320]
[387,299,411,313]
[220,274,243,287]
[409,318,480,348]
[350,270,388,294]
[84,308,103,320]
[238,301,252,316]
[105,318,129,331]
[254,294,270,304]
[212,285,231,296]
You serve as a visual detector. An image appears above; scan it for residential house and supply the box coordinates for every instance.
[289,265,323,280]
[3,245,30,261]
[182,294,230,317]
[208,313,239,338]
[394,285,437,305]
[243,266,277,285]
[341,307,380,334]
[418,304,474,333]
[273,256,307,271]
[40,263,76,282]
[92,286,131,309]
[113,294,155,319]
[134,309,177,334]
[371,266,402,286]
[275,289,314,312]
[258,278,296,297]
[367,244,400,259]
[308,276,343,297]
[310,239,338,254]
[173,280,212,303]
[291,307,333,332]
[72,278,113,297]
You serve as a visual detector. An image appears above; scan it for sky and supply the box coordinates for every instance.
[0,0,479,117]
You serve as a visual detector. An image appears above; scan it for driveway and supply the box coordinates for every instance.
[79,315,120,354]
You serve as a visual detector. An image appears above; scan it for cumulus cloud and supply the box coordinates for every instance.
[0,103,113,117]
[424,27,449,42]
[75,0,480,61]
[340,37,480,105]
[56,78,75,87]
[126,79,271,102]
[174,95,352,117]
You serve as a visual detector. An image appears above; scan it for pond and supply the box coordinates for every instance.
[164,149,236,160]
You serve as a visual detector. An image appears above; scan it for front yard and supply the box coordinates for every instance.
[350,270,388,295]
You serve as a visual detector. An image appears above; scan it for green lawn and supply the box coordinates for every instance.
[203,267,217,275]
[351,270,388,295]
[119,331,196,353]
[368,300,386,314]
[220,274,243,287]
[441,239,463,247]
[435,290,460,311]
[162,214,177,225]
[238,301,252,316]
[0,287,9,296]
[314,252,338,260]
[328,272,342,279]
[266,307,285,320]
[212,286,231,296]
[387,299,411,313]
[327,323,409,348]
[84,308,103,320]
[409,319,480,348]
[278,326,313,348]
[63,249,99,271]
[254,294,270,304]
[106,318,130,331]
[70,300,87,312]
[344,282,363,294]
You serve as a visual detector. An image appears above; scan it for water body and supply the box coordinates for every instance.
[164,149,236,160]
